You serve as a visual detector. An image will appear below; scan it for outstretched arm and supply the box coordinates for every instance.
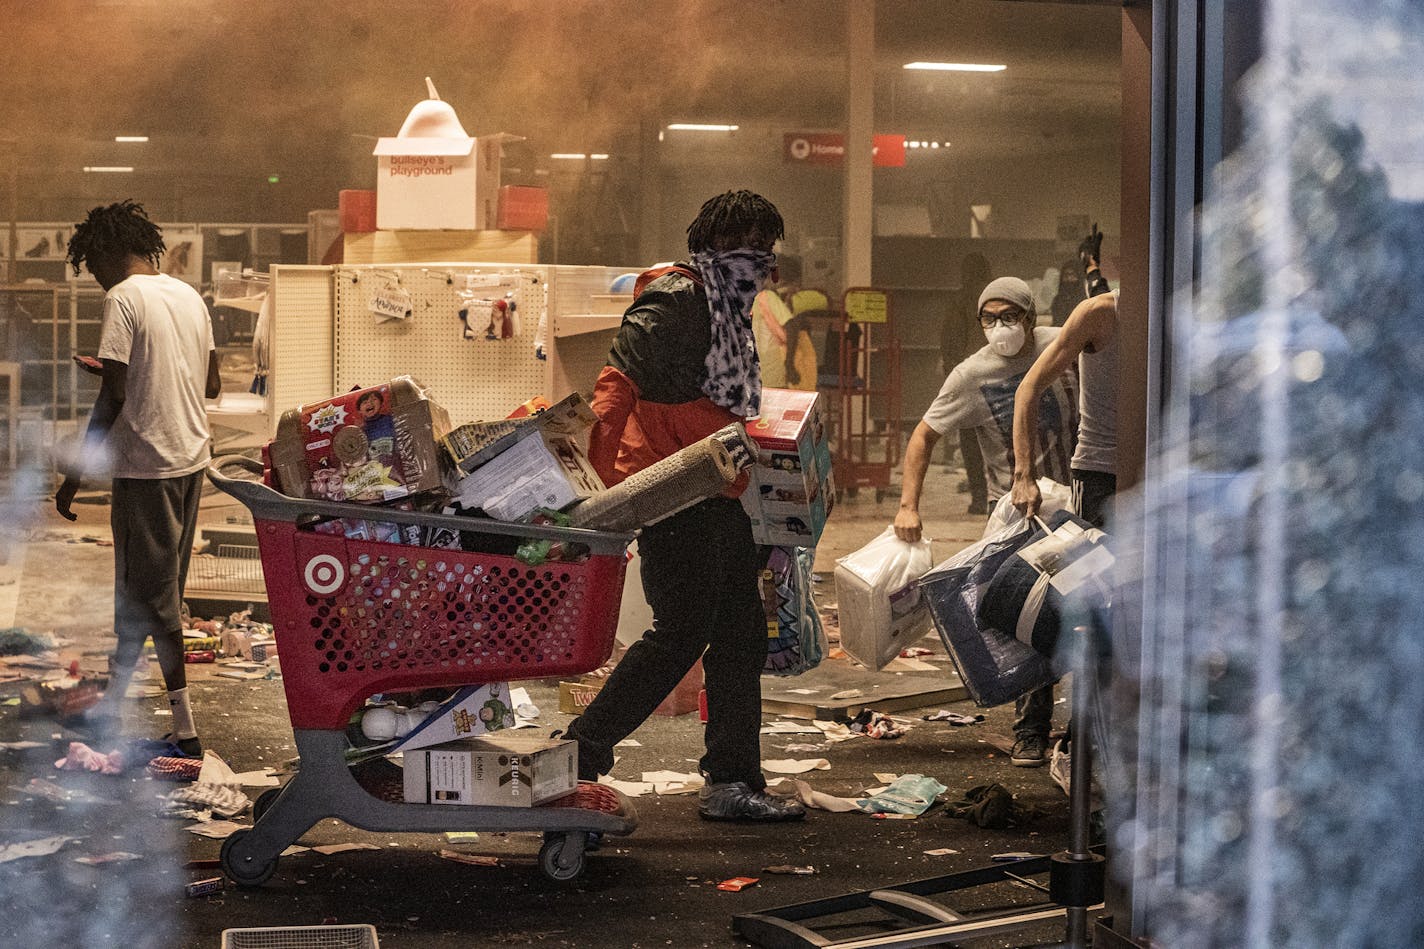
[894,421,942,542]
[1011,295,1116,517]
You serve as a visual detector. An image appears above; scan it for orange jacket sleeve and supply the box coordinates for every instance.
[588,365,638,485]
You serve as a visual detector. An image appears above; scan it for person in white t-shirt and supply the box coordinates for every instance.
[58,200,221,756]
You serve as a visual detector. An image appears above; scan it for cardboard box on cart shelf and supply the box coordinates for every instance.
[740,388,834,546]
[267,376,454,504]
[403,734,578,807]
[448,393,605,523]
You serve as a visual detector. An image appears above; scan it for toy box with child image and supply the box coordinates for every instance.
[267,376,455,503]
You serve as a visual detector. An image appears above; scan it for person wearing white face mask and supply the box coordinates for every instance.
[895,276,1078,545]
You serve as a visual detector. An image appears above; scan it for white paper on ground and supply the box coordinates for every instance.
[924,848,960,856]
[762,758,831,775]
[813,721,858,742]
[765,777,861,813]
[614,738,642,747]
[761,721,822,735]
[231,767,280,788]
[0,835,76,863]
[641,770,704,794]
[599,776,653,798]
[185,820,247,839]
[312,842,381,855]
[785,688,820,695]
[874,772,900,783]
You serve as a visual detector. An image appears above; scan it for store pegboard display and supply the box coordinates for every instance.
[269,266,337,435]
[333,264,548,425]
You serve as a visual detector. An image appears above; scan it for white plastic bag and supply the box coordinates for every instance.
[834,527,934,670]
[983,478,1073,539]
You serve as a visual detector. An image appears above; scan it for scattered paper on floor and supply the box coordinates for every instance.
[641,770,704,794]
[599,777,653,798]
[762,758,831,775]
[185,820,247,839]
[761,721,821,735]
[311,842,381,855]
[0,835,77,863]
[813,721,858,742]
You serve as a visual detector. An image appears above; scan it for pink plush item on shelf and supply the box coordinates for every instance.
[54,741,125,775]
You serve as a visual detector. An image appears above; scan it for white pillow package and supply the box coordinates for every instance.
[834,527,935,670]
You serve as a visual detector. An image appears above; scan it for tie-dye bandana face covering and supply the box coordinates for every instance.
[690,247,777,417]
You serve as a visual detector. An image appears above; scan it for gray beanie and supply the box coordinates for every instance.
[977,277,1036,317]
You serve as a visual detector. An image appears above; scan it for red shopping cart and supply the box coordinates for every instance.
[206,456,639,884]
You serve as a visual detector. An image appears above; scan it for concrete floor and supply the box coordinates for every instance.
[0,461,1093,948]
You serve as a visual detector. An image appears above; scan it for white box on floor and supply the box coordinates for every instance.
[402,734,577,807]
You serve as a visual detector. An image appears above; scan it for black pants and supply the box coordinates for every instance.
[1014,467,1116,738]
[566,497,771,787]
[111,471,204,689]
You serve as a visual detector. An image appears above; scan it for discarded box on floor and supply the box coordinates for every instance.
[452,396,604,521]
[741,388,834,546]
[558,678,605,714]
[402,734,577,807]
[372,80,501,231]
[268,376,453,504]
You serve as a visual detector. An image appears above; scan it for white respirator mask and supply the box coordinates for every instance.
[985,321,1026,357]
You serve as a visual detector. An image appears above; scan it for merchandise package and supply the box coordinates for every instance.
[983,477,1074,538]
[568,434,743,532]
[834,527,935,670]
[401,734,577,807]
[740,389,834,546]
[918,522,1055,708]
[268,376,453,504]
[453,430,604,523]
[762,546,827,676]
[391,682,516,753]
[976,510,1114,661]
[441,392,593,476]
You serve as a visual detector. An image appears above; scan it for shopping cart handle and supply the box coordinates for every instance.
[204,454,635,555]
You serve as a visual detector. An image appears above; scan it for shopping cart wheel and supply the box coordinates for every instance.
[221,830,278,887]
[538,832,587,882]
[252,787,282,823]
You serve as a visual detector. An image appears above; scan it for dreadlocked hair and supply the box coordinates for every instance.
[66,200,166,276]
[686,190,784,253]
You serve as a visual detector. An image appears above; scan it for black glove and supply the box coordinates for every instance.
[1078,223,1103,273]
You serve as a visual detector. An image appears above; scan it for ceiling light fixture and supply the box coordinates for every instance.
[83,166,134,173]
[114,136,149,143]
[549,153,610,160]
[903,61,1006,73]
[666,123,739,132]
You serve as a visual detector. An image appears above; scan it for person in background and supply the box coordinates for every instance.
[57,200,221,756]
[751,253,817,392]
[1050,258,1084,326]
[565,190,805,823]
[940,253,994,514]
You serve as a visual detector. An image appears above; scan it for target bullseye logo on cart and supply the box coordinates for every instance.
[304,554,346,595]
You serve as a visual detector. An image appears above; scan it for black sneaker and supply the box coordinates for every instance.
[698,782,806,822]
[1010,734,1047,768]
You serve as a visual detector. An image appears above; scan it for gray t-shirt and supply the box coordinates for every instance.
[922,327,1078,501]
[97,273,214,479]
